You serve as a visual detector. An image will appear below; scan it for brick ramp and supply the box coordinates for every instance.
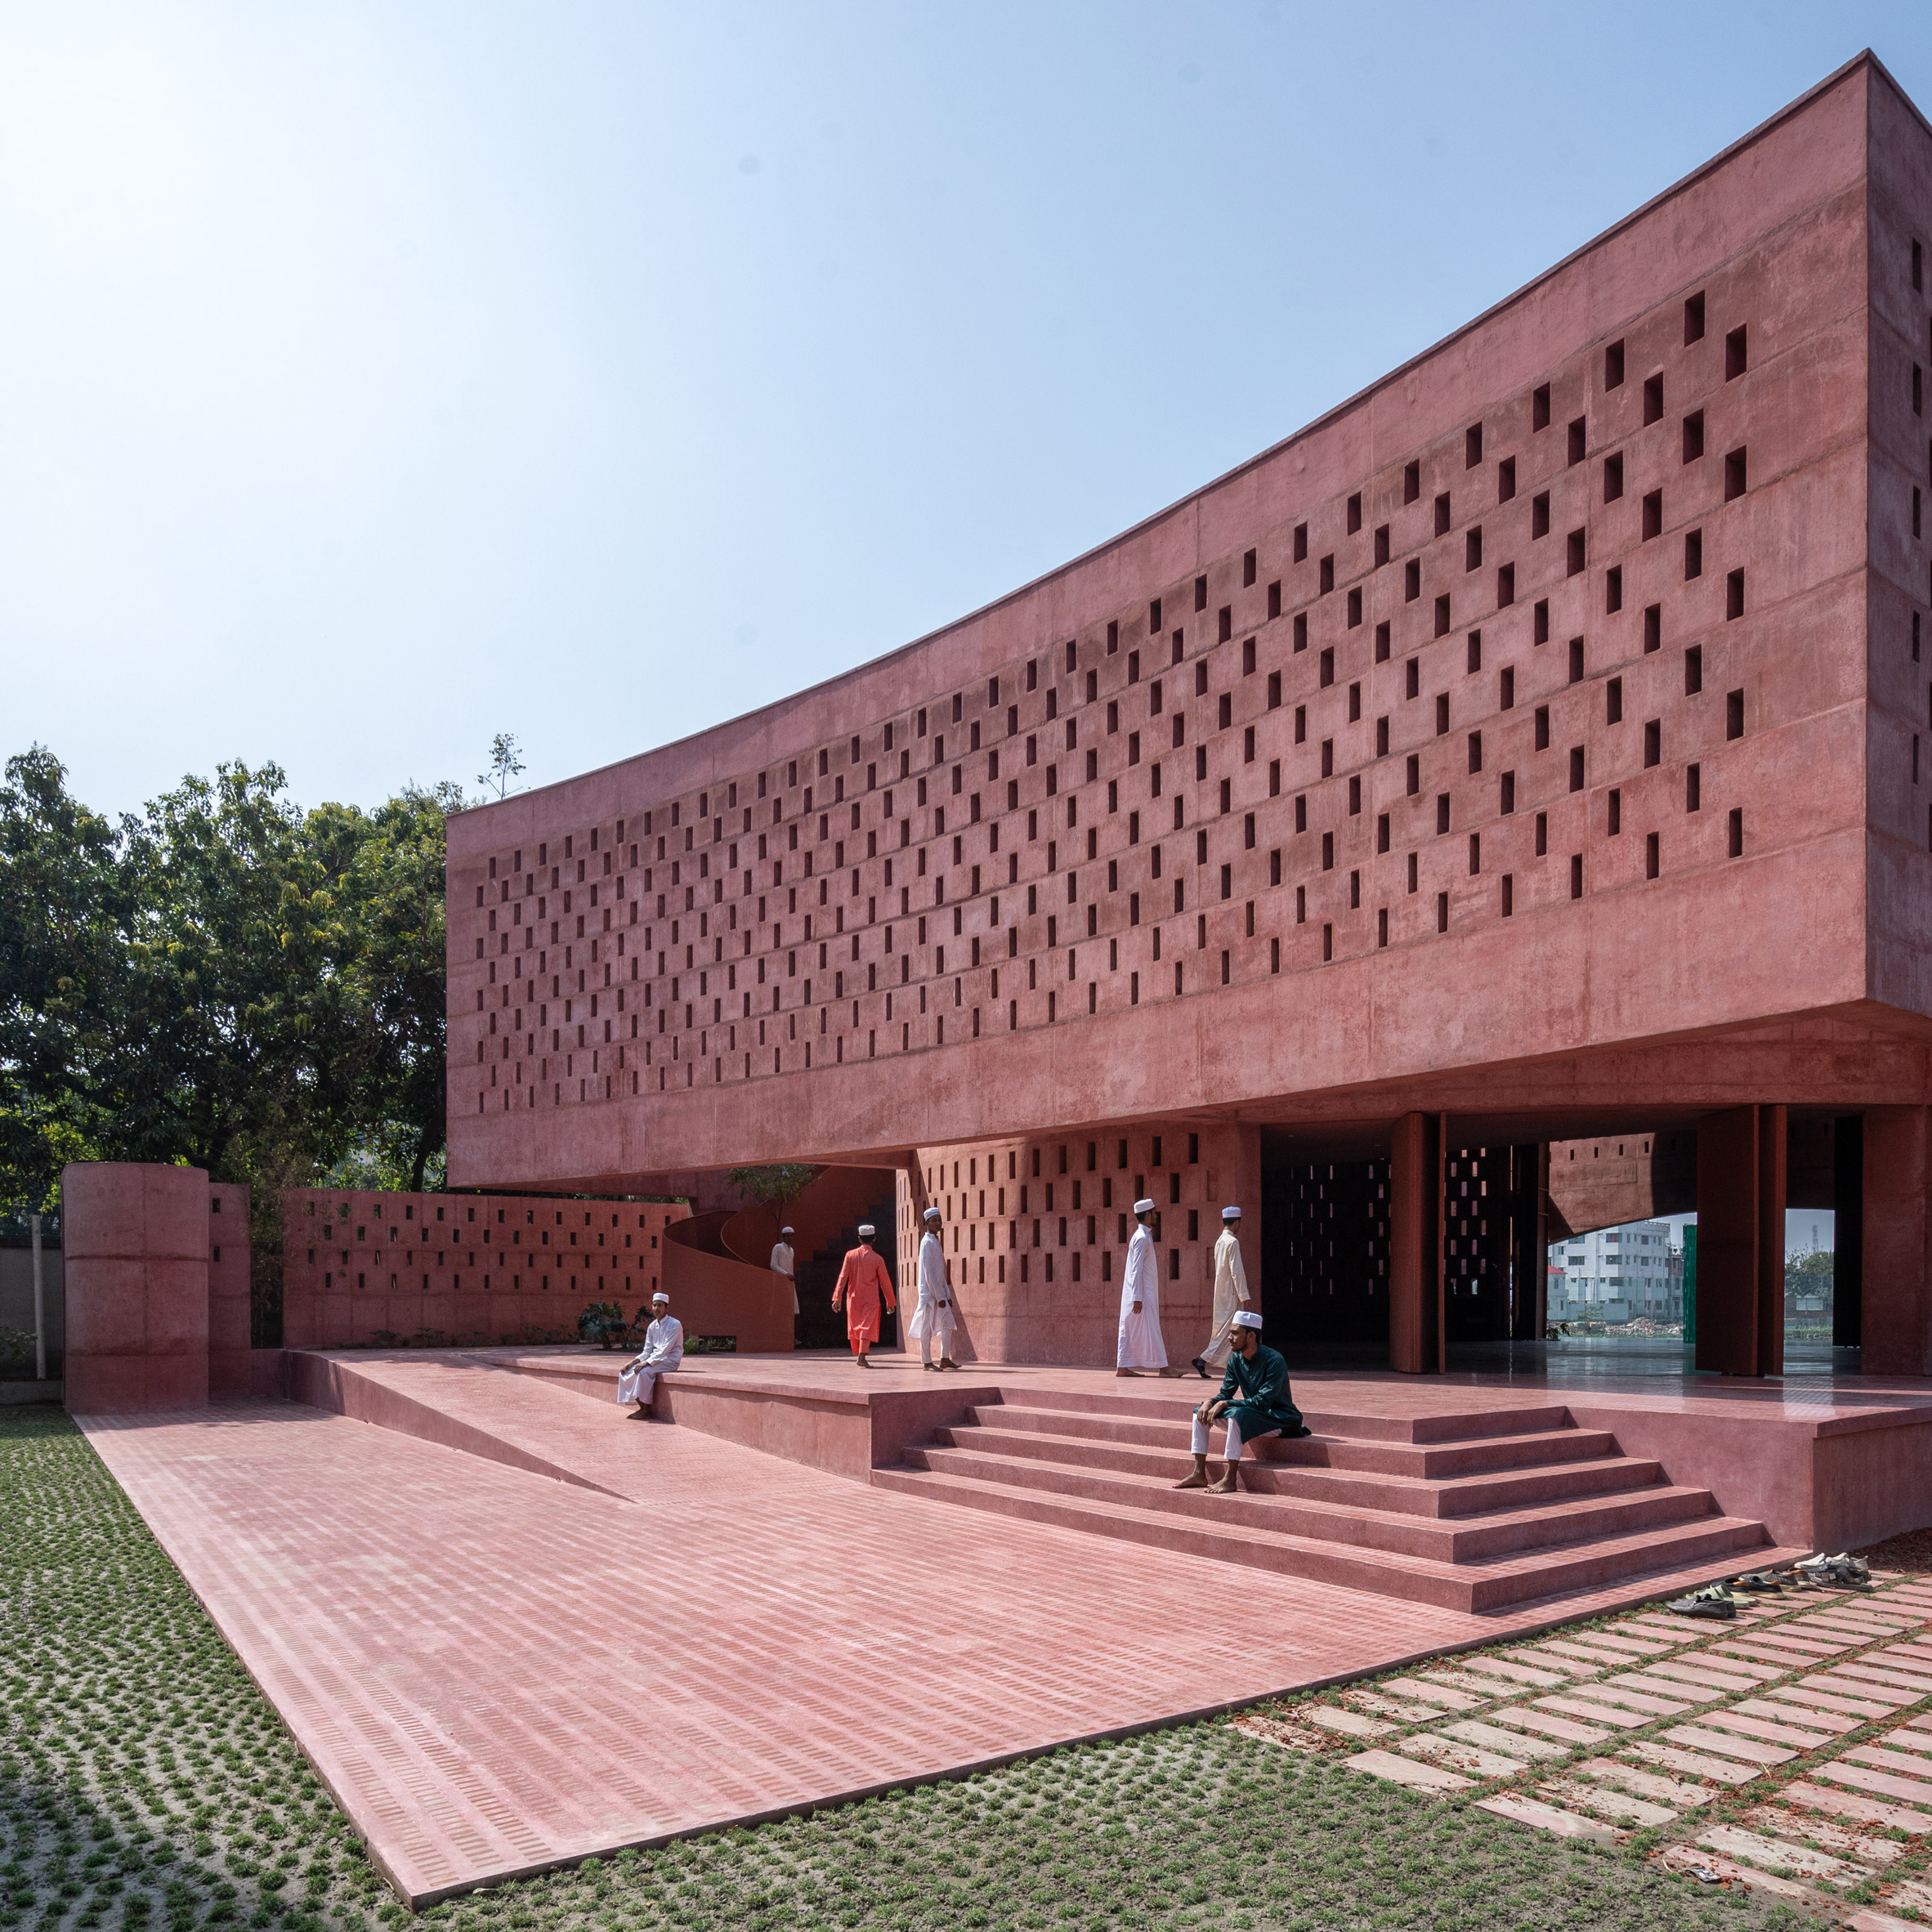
[879,1386,1778,1613]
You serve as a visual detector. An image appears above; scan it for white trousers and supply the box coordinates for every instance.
[1191,1411,1280,1461]
[618,1364,664,1406]
[918,1333,956,1362]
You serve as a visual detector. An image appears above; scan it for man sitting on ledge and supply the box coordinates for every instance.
[1176,1310,1308,1494]
[617,1291,683,1414]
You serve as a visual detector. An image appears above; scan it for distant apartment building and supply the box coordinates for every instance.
[1547,1222,1682,1324]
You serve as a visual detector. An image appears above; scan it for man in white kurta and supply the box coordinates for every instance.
[616,1292,684,1412]
[771,1227,797,1309]
[1117,1199,1177,1376]
[908,1206,959,1371]
[1191,1205,1252,1379]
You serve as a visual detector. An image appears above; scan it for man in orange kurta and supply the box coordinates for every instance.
[830,1223,897,1366]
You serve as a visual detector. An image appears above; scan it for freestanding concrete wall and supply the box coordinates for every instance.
[61,1164,211,1413]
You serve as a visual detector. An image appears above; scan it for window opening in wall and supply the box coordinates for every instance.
[1535,811,1548,856]
[1293,524,1308,562]
[1194,574,1208,612]
[1571,853,1584,898]
[1727,688,1745,739]
[1403,560,1420,602]
[1347,587,1362,627]
[1295,613,1308,651]
[1646,831,1660,879]
[1406,754,1420,795]
[1684,410,1705,463]
[1688,763,1702,812]
[1406,658,1420,700]
[1532,382,1553,431]
[1268,580,1281,619]
[1569,746,1585,791]
[1467,631,1482,673]
[1375,620,1391,663]
[1466,423,1483,467]
[1243,636,1256,676]
[1346,492,1362,534]
[1605,566,1622,614]
[1403,462,1420,504]
[1728,807,1744,857]
[1724,448,1747,500]
[1500,665,1514,709]
[1498,457,1515,503]
[1568,637,1584,684]
[1607,789,1621,836]
[1606,677,1622,724]
[1532,491,1550,539]
[1500,770,1515,814]
[1603,341,1625,390]
[1643,604,1661,653]
[1107,621,1119,654]
[1407,852,1418,892]
[1642,490,1662,541]
[1435,692,1450,735]
[1435,491,1451,537]
[1568,418,1586,464]
[1684,645,1702,695]
[1535,704,1550,751]
[1727,570,1746,620]
[1434,593,1451,637]
[1644,373,1664,425]
[1465,526,1483,570]
[1644,718,1661,767]
[1725,326,1747,381]
[1320,555,1335,594]
[1684,291,1706,344]
[1534,599,1550,645]
[1244,548,1257,586]
[1374,524,1391,566]
[1567,529,1585,576]
[1150,596,1163,632]
[1684,530,1703,579]
[1603,453,1623,503]
[1436,891,1448,932]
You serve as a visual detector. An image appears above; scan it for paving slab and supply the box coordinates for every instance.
[1475,1792,1619,1844]
[1487,1706,1610,1745]
[1815,1762,1932,1808]
[1742,1804,1903,1864]
[1576,1758,1711,1807]
[1696,1710,1835,1750]
[1696,1824,1868,1883]
[1398,1732,1527,1778]
[1304,1706,1394,1740]
[1541,1778,1676,1827]
[1342,1749,1472,1792]
[1626,1740,1763,1787]
[1778,1778,1932,1834]
[1442,1720,1566,1760]
[1661,1725,1796,1766]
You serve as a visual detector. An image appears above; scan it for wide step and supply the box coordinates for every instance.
[874,1464,1769,1614]
[886,1387,1776,1614]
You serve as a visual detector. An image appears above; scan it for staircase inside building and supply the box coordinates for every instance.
[794,1197,899,1349]
[873,1386,1776,1614]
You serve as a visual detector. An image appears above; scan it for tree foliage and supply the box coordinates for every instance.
[0,747,456,1213]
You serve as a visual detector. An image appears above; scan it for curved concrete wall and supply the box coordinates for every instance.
[62,1163,209,1412]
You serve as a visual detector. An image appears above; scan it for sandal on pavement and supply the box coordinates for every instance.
[1730,1571,1784,1592]
[1666,1585,1737,1619]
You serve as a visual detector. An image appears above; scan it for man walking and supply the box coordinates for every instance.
[1176,1309,1307,1493]
[831,1223,897,1367]
[909,1205,959,1371]
[616,1290,683,1415]
[771,1224,798,1343]
[1191,1205,1252,1380]
[1117,1198,1179,1377]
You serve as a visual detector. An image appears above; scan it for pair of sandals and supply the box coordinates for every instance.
[1668,1552,1872,1617]
[920,1359,960,1372]
[1793,1551,1872,1590]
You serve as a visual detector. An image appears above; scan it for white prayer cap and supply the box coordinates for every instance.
[857,1223,876,1237]
[923,1207,942,1223]
[651,1290,669,1304]
[1222,1205,1242,1221]
[780,1226,794,1235]
[1232,1309,1263,1330]
[1133,1198,1156,1215]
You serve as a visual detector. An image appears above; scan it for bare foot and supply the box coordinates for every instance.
[1116,1368,1143,1378]
[1206,1471,1241,1495]
[1174,1466,1210,1490]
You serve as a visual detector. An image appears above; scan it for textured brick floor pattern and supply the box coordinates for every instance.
[78,1366,1796,1907]
[1242,1574,1932,1930]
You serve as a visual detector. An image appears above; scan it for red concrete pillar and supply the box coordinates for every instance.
[1863,1106,1932,1375]
[1694,1105,1786,1376]
[62,1163,211,1412]
[1389,1111,1442,1373]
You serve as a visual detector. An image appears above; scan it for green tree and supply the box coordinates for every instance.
[727,1163,820,1246]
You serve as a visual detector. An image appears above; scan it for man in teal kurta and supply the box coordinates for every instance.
[1176,1310,1308,1494]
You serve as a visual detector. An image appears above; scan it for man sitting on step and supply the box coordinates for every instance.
[1176,1310,1308,1495]
[617,1291,683,1414]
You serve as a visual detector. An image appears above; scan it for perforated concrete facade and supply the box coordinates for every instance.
[446,56,1932,1371]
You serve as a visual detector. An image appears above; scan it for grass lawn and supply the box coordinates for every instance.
[1,1407,1811,1931]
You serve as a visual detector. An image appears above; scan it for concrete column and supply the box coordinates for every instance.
[1389,1111,1442,1373]
[1694,1105,1786,1376]
[62,1162,211,1413]
[1863,1106,1932,1375]
[1832,1116,1863,1348]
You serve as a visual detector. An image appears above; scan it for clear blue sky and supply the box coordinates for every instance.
[8,2,1932,820]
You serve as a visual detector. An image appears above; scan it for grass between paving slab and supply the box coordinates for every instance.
[1,1407,1814,1932]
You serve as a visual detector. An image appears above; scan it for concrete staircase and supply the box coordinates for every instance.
[872,1385,1774,1613]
